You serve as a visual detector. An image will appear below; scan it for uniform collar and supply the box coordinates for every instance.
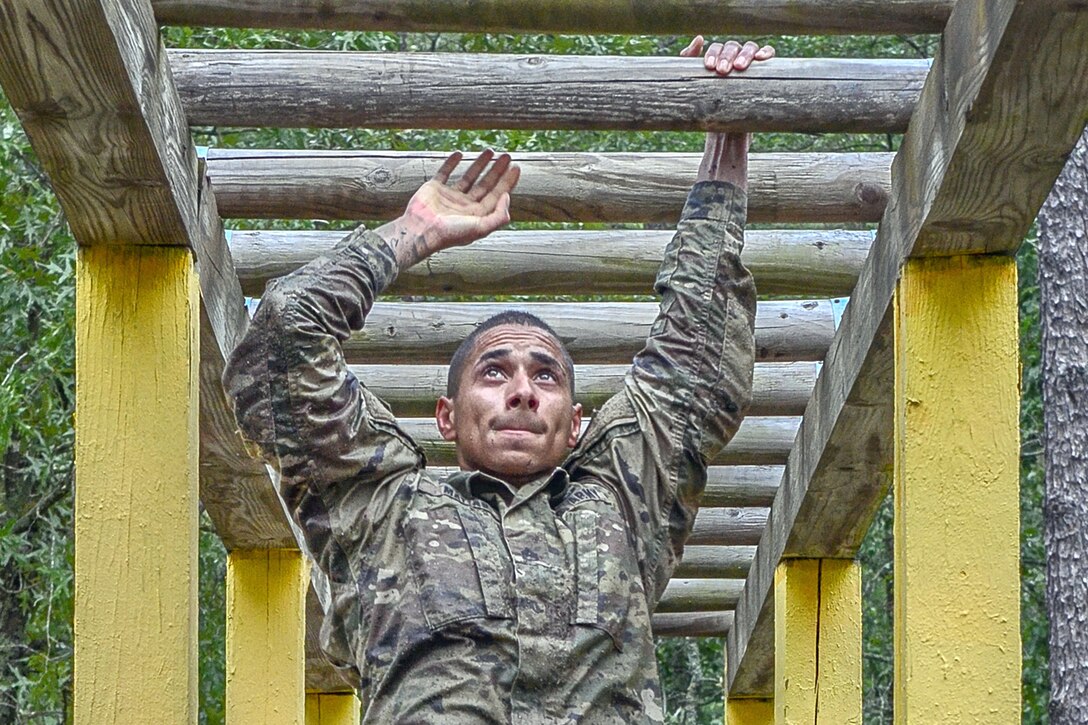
[445,467,570,513]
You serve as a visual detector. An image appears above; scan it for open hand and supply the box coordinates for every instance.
[385,150,521,269]
[681,35,775,74]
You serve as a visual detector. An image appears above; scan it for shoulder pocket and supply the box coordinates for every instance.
[570,509,632,650]
[403,503,513,630]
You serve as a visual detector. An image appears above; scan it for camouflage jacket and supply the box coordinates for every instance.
[223,181,756,724]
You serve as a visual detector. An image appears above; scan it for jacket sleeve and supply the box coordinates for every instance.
[566,181,757,604]
[222,227,425,672]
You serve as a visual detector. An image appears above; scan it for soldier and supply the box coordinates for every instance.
[225,37,773,724]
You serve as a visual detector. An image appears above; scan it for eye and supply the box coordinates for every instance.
[482,365,505,379]
[536,370,557,383]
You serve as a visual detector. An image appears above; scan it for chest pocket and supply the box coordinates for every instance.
[404,503,513,630]
[569,509,632,650]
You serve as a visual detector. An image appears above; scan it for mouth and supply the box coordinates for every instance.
[491,415,547,435]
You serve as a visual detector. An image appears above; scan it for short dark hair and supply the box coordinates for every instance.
[446,311,575,398]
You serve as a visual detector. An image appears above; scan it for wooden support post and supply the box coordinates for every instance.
[726,699,774,725]
[306,693,362,725]
[227,550,309,724]
[74,246,199,724]
[893,256,1021,722]
[773,559,861,724]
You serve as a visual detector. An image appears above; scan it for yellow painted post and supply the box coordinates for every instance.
[893,255,1021,723]
[306,693,362,724]
[226,549,309,723]
[74,246,200,724]
[725,698,774,724]
[774,559,861,724]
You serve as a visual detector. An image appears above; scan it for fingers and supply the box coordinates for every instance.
[433,151,463,184]
[469,152,515,201]
[680,35,704,58]
[703,39,775,75]
[755,44,776,61]
[454,149,494,192]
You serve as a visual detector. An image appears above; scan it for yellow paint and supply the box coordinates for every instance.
[726,698,774,724]
[74,246,199,724]
[893,256,1021,723]
[774,559,861,724]
[306,693,362,724]
[227,549,309,724]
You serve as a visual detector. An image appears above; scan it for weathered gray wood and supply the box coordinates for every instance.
[205,150,893,224]
[152,0,953,35]
[171,52,926,134]
[727,0,1088,697]
[0,0,200,246]
[651,612,734,638]
[657,579,744,614]
[688,509,768,547]
[195,170,295,549]
[341,301,835,365]
[353,362,817,418]
[230,228,871,298]
[675,547,756,580]
[398,417,799,467]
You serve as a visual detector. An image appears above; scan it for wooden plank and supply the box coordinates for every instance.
[229,228,871,298]
[700,466,780,508]
[205,150,893,224]
[226,550,308,724]
[353,362,817,418]
[0,0,199,247]
[656,579,744,614]
[893,257,1020,722]
[675,546,756,580]
[152,0,953,35]
[171,52,926,134]
[342,300,835,365]
[688,509,768,547]
[399,416,800,467]
[727,0,1088,697]
[74,246,199,723]
[306,694,361,724]
[651,612,734,639]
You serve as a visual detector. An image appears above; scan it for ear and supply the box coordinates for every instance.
[435,396,458,442]
[567,403,583,448]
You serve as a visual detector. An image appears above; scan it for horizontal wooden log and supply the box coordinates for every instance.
[152,0,953,36]
[172,52,927,134]
[657,579,744,614]
[675,546,755,580]
[353,362,817,418]
[397,416,800,467]
[205,150,893,224]
[341,300,835,365]
[652,612,735,638]
[229,228,871,298]
[427,465,779,508]
[688,508,768,547]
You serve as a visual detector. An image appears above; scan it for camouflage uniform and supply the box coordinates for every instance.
[224,181,756,724]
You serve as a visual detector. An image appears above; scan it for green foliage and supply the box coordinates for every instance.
[0,25,1048,725]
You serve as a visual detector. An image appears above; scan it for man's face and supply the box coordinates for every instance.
[435,324,582,486]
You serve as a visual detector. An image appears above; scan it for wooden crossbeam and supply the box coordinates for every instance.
[230,228,871,298]
[675,546,755,580]
[399,416,800,467]
[342,301,835,364]
[657,579,744,614]
[354,363,817,417]
[726,0,1088,697]
[151,0,953,35]
[204,150,893,223]
[688,508,768,547]
[171,53,927,134]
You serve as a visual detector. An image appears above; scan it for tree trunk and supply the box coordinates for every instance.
[1037,124,1088,724]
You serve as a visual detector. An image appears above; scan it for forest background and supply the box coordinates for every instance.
[0,25,1049,724]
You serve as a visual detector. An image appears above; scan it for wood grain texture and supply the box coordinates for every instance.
[657,579,744,614]
[688,509,768,547]
[727,0,1088,697]
[229,228,872,298]
[341,300,836,364]
[171,52,926,134]
[353,362,817,418]
[205,149,893,224]
[152,0,952,35]
[675,547,756,580]
[0,0,200,246]
[651,612,734,639]
[398,416,800,467]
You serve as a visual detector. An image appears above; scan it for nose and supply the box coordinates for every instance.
[506,371,539,411]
